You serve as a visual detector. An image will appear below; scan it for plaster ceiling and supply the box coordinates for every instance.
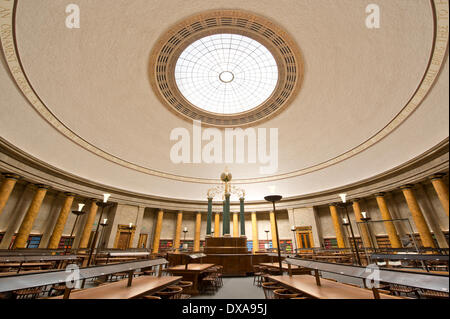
[0,0,448,201]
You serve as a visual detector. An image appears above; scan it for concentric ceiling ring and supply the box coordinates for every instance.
[149,10,304,127]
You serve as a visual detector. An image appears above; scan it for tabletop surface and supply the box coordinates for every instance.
[268,275,403,299]
[51,275,182,299]
[167,263,215,272]
[259,262,301,270]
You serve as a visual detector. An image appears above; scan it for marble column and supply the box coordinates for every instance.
[430,174,449,216]
[329,204,345,248]
[352,199,372,248]
[13,184,49,249]
[269,211,278,249]
[194,212,201,251]
[174,211,183,252]
[239,197,245,236]
[152,209,164,253]
[401,185,436,248]
[214,212,220,237]
[47,193,76,249]
[206,197,213,236]
[251,212,258,253]
[0,173,20,217]
[223,194,231,235]
[78,200,98,249]
[375,193,402,248]
[233,212,239,237]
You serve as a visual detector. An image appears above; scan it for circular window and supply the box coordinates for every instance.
[174,34,279,114]
[150,10,303,127]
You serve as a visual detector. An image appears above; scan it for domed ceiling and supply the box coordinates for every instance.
[0,0,448,201]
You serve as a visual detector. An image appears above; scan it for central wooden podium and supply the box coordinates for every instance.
[202,236,253,276]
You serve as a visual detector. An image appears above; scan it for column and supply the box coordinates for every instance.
[239,197,245,236]
[214,212,220,237]
[223,194,231,235]
[233,212,239,237]
[152,209,164,253]
[13,184,49,249]
[352,199,372,248]
[375,193,402,248]
[47,193,76,249]
[194,212,201,251]
[251,212,259,253]
[206,197,213,236]
[329,204,346,248]
[269,211,278,249]
[430,174,449,216]
[401,185,436,248]
[78,200,98,249]
[174,211,183,252]
[0,173,20,217]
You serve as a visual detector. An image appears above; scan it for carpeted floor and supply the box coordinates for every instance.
[191,276,265,299]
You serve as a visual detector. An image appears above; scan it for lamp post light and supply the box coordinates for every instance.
[65,203,86,254]
[86,194,112,267]
[291,225,298,253]
[264,229,270,250]
[338,194,362,266]
[264,195,283,275]
[94,219,109,261]
[183,227,188,251]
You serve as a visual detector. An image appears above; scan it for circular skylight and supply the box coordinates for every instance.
[174,34,279,114]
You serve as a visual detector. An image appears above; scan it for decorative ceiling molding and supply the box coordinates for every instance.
[0,1,448,185]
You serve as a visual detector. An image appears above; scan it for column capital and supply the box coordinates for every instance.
[352,198,361,203]
[400,184,414,190]
[64,192,77,197]
[35,184,50,190]
[430,173,446,181]
[1,173,20,180]
[374,192,386,197]
[328,203,338,207]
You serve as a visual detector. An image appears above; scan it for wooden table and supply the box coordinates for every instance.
[313,255,352,263]
[268,275,403,299]
[259,262,310,275]
[392,268,449,276]
[166,263,215,295]
[0,262,54,270]
[51,275,182,299]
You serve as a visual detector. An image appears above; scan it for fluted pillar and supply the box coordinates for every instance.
[194,212,201,251]
[214,212,220,237]
[0,173,20,217]
[329,204,346,248]
[251,212,258,253]
[233,212,239,237]
[174,211,183,252]
[401,185,436,248]
[269,211,278,249]
[47,193,76,249]
[206,197,213,236]
[430,174,449,216]
[78,200,98,249]
[375,193,402,248]
[239,197,245,236]
[152,209,164,253]
[13,185,49,249]
[352,200,372,248]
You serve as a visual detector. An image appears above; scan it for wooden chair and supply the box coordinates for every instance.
[142,295,161,299]
[253,266,264,286]
[261,282,282,299]
[13,287,43,299]
[48,285,66,296]
[202,270,219,293]
[274,289,299,299]
[155,286,183,299]
[389,284,420,298]
[175,281,193,299]
[420,289,449,299]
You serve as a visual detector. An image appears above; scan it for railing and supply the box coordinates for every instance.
[0,258,169,298]
[284,257,449,298]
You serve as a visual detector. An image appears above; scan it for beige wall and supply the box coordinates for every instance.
[0,179,448,249]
